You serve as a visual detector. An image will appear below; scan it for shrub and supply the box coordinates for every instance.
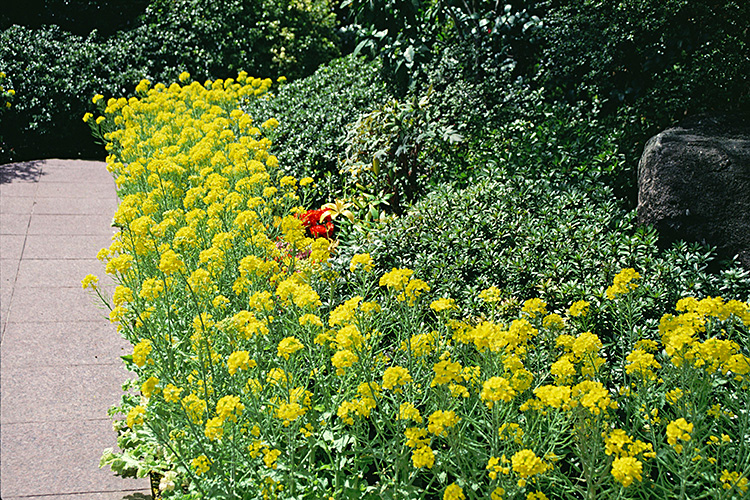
[0,25,128,160]
[535,0,750,122]
[0,0,149,35]
[339,89,463,215]
[242,54,391,204]
[351,177,750,331]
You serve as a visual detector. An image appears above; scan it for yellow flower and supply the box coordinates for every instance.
[533,384,571,409]
[81,274,99,289]
[511,449,550,485]
[526,492,549,500]
[487,456,509,480]
[83,112,93,123]
[349,253,374,272]
[379,268,414,291]
[479,286,502,303]
[606,268,640,299]
[431,297,457,313]
[398,278,430,305]
[263,448,282,469]
[431,359,462,387]
[205,417,224,440]
[331,349,358,376]
[405,427,430,447]
[383,366,413,392]
[158,248,184,274]
[191,455,211,475]
[163,384,183,403]
[277,336,304,360]
[227,351,254,375]
[568,300,590,317]
[522,298,547,318]
[443,483,465,500]
[275,402,306,426]
[126,405,146,428]
[398,402,423,423]
[216,395,244,422]
[625,349,661,380]
[427,410,460,437]
[542,313,564,330]
[181,393,207,424]
[720,470,749,493]
[140,376,159,398]
[481,376,516,408]
[261,117,280,129]
[411,446,435,468]
[132,339,152,367]
[666,418,693,453]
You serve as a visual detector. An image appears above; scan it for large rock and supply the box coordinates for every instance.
[637,114,750,267]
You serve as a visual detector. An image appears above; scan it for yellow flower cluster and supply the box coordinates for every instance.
[605,268,640,299]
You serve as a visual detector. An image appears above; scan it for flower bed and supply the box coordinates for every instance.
[86,75,750,499]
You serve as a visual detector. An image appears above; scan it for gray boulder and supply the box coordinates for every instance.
[637,114,750,267]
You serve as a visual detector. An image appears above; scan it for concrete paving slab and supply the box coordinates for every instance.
[3,286,110,324]
[41,159,107,170]
[2,257,20,285]
[0,419,151,498]
[0,181,40,197]
[0,213,31,234]
[0,234,26,260]
[0,195,35,214]
[35,181,117,200]
[23,234,115,260]
[1,362,131,424]
[38,165,114,184]
[27,214,117,235]
[15,259,114,288]
[1,320,130,368]
[33,179,117,199]
[34,197,119,215]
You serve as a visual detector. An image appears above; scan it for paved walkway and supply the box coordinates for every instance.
[1,159,151,499]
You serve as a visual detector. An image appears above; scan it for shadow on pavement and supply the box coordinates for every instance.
[0,160,44,184]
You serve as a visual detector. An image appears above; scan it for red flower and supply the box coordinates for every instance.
[299,209,334,239]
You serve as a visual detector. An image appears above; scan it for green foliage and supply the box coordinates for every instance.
[535,0,750,120]
[354,176,750,330]
[0,0,341,162]
[131,0,340,82]
[340,89,463,215]
[0,0,150,35]
[343,0,543,93]
[242,54,391,203]
[0,71,14,158]
[0,25,131,160]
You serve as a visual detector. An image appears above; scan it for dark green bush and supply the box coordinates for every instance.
[535,0,750,122]
[345,176,750,330]
[1,0,149,35]
[0,25,129,160]
[242,54,391,203]
[128,0,340,82]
